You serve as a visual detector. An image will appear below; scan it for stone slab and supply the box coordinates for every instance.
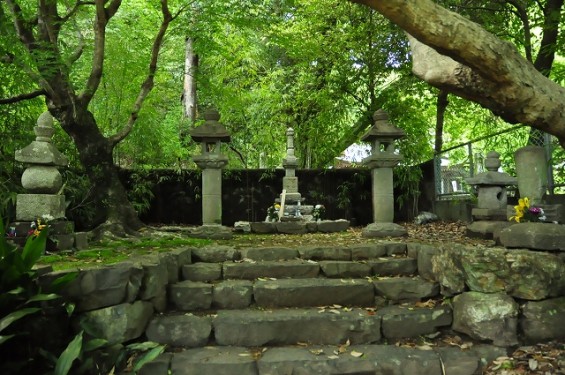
[213,308,381,346]
[378,305,453,339]
[212,280,253,309]
[298,246,351,261]
[275,221,308,234]
[223,260,319,280]
[239,247,299,261]
[499,222,565,251]
[170,347,258,375]
[146,314,212,347]
[192,245,240,262]
[253,278,374,307]
[169,281,212,310]
[316,219,350,233]
[319,261,372,278]
[349,243,387,260]
[182,263,222,281]
[373,276,439,302]
[369,258,417,276]
[257,345,441,375]
[362,222,408,238]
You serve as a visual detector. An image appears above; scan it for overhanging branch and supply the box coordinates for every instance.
[0,89,46,104]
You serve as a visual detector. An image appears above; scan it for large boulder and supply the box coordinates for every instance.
[452,292,519,346]
[431,245,565,300]
[520,297,565,342]
[79,301,154,345]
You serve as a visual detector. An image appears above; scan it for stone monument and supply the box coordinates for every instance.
[361,110,407,238]
[12,111,80,250]
[465,151,517,240]
[189,109,233,240]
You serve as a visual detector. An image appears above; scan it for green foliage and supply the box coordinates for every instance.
[0,219,77,374]
[127,169,157,216]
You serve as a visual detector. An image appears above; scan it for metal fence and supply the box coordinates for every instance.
[434,127,562,200]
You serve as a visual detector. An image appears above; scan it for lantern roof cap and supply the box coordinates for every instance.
[361,109,405,142]
[190,109,231,142]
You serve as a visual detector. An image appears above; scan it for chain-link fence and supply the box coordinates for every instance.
[434,127,563,200]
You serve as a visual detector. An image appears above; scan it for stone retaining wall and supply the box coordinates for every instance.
[39,242,565,350]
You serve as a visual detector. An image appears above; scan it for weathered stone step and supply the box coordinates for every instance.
[145,306,452,348]
[222,260,320,280]
[189,242,408,264]
[254,278,374,307]
[139,344,507,375]
[168,276,440,311]
[182,257,417,282]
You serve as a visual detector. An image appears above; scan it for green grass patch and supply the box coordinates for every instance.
[37,236,213,271]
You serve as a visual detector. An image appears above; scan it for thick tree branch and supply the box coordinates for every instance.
[350,0,565,146]
[79,0,122,105]
[0,89,46,104]
[61,1,96,22]
[533,0,564,76]
[109,0,173,146]
[503,0,533,62]
[5,0,36,47]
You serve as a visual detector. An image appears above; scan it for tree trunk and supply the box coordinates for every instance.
[183,37,198,128]
[51,105,144,236]
[434,91,448,153]
[350,0,565,148]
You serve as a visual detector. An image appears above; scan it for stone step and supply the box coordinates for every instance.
[139,344,507,375]
[181,257,417,282]
[168,276,440,311]
[253,278,375,307]
[145,306,452,348]
[189,242,408,264]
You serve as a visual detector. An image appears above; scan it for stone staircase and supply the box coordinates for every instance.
[137,242,508,375]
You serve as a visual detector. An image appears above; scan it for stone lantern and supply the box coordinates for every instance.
[361,109,407,238]
[190,109,232,239]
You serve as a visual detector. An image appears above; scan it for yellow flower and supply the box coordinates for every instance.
[274,204,280,209]
[518,197,529,209]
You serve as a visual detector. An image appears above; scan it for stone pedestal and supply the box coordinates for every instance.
[16,194,66,221]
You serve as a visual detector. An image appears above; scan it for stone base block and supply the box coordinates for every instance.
[472,208,507,221]
[499,222,565,251]
[74,232,89,250]
[362,222,407,238]
[189,225,233,240]
[16,194,65,221]
[466,221,513,241]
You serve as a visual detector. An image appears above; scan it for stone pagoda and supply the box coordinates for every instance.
[12,111,80,250]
